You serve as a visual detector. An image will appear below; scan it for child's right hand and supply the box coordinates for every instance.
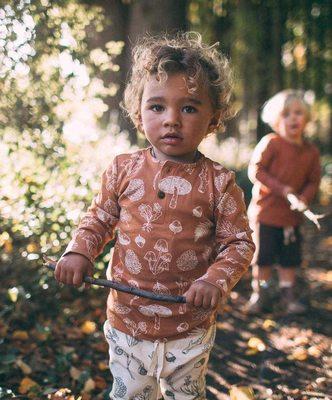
[55,253,93,287]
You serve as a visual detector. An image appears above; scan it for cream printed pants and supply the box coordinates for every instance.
[104,320,216,400]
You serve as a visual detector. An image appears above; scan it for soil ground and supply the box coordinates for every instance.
[0,205,331,400]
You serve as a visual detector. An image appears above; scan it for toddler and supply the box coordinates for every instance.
[55,32,255,399]
[246,89,321,315]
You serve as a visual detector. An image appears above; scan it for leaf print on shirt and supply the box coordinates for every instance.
[123,318,147,337]
[176,250,199,271]
[138,305,172,331]
[106,164,117,191]
[153,282,171,295]
[169,220,182,234]
[125,249,142,274]
[217,192,237,215]
[158,176,191,209]
[214,173,227,192]
[124,179,145,201]
[194,220,213,242]
[112,264,124,282]
[216,219,241,238]
[138,203,162,232]
[198,163,208,193]
[113,303,131,315]
[236,243,253,260]
[121,152,145,177]
[120,207,132,225]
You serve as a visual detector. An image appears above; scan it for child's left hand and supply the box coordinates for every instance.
[184,281,221,309]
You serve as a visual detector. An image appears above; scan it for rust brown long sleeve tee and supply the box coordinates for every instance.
[248,134,321,227]
[64,148,255,341]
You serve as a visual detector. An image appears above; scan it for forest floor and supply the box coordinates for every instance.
[0,205,331,400]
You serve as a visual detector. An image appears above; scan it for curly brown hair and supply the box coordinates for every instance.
[122,32,234,134]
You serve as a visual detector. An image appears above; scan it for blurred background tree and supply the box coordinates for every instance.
[0,0,331,265]
[0,2,331,397]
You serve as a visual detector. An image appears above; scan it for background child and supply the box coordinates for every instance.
[55,32,255,399]
[246,89,321,315]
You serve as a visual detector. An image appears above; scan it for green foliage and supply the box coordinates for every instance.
[0,0,129,264]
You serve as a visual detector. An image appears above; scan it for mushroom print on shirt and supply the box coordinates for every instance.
[64,148,255,341]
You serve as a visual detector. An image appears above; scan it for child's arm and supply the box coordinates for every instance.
[55,159,120,286]
[187,172,255,307]
[248,135,291,197]
[297,147,321,205]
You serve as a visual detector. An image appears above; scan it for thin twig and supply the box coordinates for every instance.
[43,256,186,304]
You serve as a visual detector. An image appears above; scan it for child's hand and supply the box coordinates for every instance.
[55,253,93,287]
[282,185,294,198]
[286,193,308,212]
[184,281,221,309]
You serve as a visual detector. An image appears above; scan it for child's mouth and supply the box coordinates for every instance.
[162,134,183,144]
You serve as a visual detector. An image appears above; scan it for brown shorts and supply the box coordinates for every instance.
[252,223,302,268]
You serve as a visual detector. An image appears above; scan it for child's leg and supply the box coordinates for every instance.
[277,226,305,314]
[246,223,277,313]
[103,321,159,399]
[159,324,216,400]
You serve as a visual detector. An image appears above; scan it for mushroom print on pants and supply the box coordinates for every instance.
[158,176,191,209]
[138,305,172,330]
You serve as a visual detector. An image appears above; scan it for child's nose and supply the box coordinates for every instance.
[163,109,181,128]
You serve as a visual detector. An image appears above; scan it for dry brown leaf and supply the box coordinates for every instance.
[80,321,97,335]
[288,347,308,361]
[230,385,255,400]
[18,377,38,394]
[308,345,322,357]
[16,359,32,375]
[262,319,276,331]
[83,378,95,393]
[94,375,107,390]
[247,337,266,352]
[98,361,109,371]
[70,366,82,381]
[13,330,29,341]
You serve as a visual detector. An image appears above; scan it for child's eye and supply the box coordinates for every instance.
[182,105,197,113]
[150,104,164,112]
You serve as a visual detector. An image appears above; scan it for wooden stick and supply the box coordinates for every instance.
[43,257,186,304]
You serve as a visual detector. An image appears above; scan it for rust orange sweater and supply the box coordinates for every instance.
[64,148,255,341]
[248,134,321,227]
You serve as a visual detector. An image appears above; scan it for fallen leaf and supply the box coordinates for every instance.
[230,385,255,400]
[18,377,38,394]
[98,361,109,371]
[13,330,29,341]
[81,321,97,335]
[83,378,95,393]
[288,347,308,361]
[308,345,321,357]
[8,287,19,302]
[16,359,32,375]
[247,337,266,352]
[94,375,107,390]
[70,366,82,381]
[262,319,276,331]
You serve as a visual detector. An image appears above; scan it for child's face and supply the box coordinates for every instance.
[277,100,308,143]
[140,73,217,163]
